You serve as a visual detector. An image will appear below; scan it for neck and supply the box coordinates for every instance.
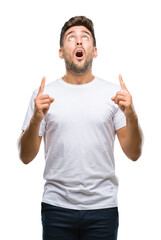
[62,68,95,85]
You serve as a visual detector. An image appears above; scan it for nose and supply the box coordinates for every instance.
[77,39,82,45]
[77,42,82,45]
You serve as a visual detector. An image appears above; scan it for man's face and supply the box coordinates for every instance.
[59,26,97,74]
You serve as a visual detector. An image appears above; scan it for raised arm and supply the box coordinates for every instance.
[112,74,143,161]
[18,77,54,164]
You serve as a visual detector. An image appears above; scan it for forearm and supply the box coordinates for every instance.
[18,117,42,164]
[123,114,143,161]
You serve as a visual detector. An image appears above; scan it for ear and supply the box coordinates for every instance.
[59,48,64,59]
[93,47,98,58]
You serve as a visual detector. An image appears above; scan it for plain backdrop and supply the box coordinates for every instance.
[0,0,161,239]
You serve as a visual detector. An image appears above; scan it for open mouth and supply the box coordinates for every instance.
[75,49,84,58]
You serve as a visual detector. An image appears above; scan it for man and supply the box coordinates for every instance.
[18,16,143,240]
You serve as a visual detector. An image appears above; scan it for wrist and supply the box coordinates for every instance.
[126,111,138,124]
[125,104,138,120]
[30,115,42,126]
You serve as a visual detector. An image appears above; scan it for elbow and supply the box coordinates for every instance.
[19,151,32,165]
[21,158,31,165]
[21,160,29,165]
[18,137,34,164]
[130,155,140,162]
[132,138,143,161]
[129,148,142,162]
[18,144,27,165]
[127,137,143,162]
[18,143,32,165]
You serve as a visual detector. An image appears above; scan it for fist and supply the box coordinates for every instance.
[33,77,54,122]
[111,74,136,119]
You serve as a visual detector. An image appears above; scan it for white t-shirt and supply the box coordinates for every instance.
[22,76,126,210]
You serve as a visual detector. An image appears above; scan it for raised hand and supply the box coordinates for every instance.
[111,74,136,119]
[33,77,54,122]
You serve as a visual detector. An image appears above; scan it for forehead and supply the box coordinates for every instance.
[64,25,91,37]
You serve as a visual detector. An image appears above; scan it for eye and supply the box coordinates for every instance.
[83,36,89,40]
[68,36,75,41]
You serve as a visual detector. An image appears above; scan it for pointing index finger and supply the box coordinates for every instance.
[119,74,128,93]
[37,76,46,96]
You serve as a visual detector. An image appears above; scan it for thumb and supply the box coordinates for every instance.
[50,97,54,103]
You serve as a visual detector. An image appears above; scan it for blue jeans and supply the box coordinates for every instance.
[41,202,119,240]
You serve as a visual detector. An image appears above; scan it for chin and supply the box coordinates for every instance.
[65,58,93,74]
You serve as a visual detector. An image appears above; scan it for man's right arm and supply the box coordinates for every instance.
[18,76,54,164]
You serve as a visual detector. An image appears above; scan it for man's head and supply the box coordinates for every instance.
[60,16,96,48]
[59,16,97,74]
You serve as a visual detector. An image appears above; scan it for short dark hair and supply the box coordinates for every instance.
[60,16,96,48]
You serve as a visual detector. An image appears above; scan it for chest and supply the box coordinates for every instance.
[45,89,116,129]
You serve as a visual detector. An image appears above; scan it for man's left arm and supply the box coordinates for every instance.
[112,74,143,161]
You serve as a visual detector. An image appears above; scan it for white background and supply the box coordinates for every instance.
[0,0,161,239]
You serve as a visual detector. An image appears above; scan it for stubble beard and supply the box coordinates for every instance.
[63,49,94,74]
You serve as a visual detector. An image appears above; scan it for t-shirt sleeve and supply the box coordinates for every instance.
[21,91,46,137]
[113,106,126,131]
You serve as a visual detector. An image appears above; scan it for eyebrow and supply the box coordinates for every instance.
[65,30,91,38]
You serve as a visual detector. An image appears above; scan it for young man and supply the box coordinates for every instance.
[18,16,143,240]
